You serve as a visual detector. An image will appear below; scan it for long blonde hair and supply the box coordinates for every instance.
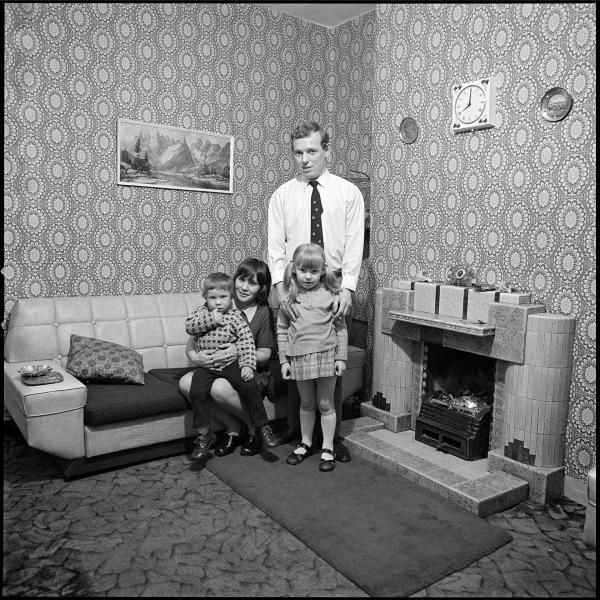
[283,243,340,304]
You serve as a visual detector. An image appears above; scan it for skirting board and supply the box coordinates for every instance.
[564,474,587,506]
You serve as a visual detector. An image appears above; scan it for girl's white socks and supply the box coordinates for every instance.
[320,410,336,451]
[297,407,316,453]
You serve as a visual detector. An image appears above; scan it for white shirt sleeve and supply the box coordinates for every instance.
[341,183,364,291]
[267,187,288,287]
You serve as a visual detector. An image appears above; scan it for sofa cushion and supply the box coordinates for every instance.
[84,372,188,426]
[148,367,196,386]
[66,334,145,384]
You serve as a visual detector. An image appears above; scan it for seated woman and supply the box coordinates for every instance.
[179,258,275,457]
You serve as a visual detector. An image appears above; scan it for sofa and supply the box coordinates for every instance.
[3,292,367,477]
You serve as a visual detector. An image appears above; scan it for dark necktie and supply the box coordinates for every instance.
[309,180,323,248]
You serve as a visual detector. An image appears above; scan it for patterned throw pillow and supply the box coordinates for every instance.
[66,334,145,384]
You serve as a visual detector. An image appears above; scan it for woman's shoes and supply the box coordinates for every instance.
[319,448,336,472]
[286,442,312,465]
[240,433,262,456]
[214,433,240,457]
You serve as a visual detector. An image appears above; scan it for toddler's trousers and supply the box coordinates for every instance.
[189,361,269,430]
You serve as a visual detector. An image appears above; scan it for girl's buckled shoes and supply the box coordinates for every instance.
[286,442,312,465]
[319,448,336,472]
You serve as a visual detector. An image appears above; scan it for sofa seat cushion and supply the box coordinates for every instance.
[84,372,188,427]
[148,367,195,386]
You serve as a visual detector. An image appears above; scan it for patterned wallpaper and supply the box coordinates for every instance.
[3,3,595,481]
[369,3,596,481]
[3,1,373,315]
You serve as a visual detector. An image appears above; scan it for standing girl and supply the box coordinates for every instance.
[277,243,347,472]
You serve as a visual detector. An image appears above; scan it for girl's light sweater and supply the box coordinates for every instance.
[276,284,348,363]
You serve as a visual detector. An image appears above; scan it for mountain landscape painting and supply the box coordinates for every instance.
[117,119,233,193]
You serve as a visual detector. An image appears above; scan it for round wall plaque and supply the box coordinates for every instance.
[399,117,418,144]
[540,87,573,122]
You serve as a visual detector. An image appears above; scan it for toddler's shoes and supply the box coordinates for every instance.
[191,429,217,461]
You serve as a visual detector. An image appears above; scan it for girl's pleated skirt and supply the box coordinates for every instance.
[289,347,336,380]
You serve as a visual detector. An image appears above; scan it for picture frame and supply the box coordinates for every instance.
[117,118,233,193]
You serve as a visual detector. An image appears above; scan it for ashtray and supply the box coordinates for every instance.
[18,364,53,377]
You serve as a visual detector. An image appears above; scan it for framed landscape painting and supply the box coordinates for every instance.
[117,118,233,193]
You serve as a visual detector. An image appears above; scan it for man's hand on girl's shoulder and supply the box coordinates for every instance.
[333,288,352,319]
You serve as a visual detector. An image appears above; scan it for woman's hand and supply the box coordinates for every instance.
[190,344,237,370]
[281,362,291,380]
[334,360,346,377]
[210,343,237,369]
[256,347,272,368]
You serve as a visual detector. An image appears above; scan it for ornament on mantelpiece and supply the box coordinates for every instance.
[445,265,476,287]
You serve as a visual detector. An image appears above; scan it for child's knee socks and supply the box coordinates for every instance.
[320,410,336,450]
[299,407,316,447]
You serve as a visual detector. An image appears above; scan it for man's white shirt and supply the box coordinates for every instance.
[267,169,365,291]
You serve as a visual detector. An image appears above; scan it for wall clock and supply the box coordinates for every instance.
[399,117,418,144]
[451,77,497,134]
[540,87,573,122]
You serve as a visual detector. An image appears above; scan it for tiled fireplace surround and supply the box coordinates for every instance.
[365,288,576,506]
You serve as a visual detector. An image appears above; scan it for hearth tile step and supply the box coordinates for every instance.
[360,400,412,432]
[339,416,384,436]
[341,426,529,518]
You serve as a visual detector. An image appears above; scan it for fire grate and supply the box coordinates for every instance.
[416,396,491,461]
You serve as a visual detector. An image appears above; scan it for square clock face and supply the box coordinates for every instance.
[451,77,497,133]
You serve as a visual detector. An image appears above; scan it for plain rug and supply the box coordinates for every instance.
[206,444,512,597]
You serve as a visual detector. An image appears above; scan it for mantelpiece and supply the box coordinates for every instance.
[389,309,495,336]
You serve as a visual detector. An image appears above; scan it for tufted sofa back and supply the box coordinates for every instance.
[4,293,206,371]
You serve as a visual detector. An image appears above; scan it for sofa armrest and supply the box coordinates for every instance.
[4,360,87,459]
[4,361,87,416]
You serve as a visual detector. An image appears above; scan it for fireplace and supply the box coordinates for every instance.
[368,287,576,506]
[415,344,496,460]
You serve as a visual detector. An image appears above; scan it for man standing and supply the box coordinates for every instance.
[268,121,364,462]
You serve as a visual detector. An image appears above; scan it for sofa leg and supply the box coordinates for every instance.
[55,437,196,479]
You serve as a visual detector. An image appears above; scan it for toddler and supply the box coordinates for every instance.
[185,272,278,460]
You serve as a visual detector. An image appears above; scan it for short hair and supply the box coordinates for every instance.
[202,272,233,297]
[290,121,330,150]
[233,258,272,306]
